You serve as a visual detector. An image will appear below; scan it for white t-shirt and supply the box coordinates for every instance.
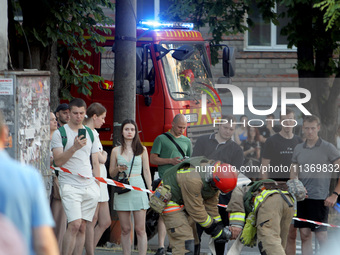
[51,124,100,187]
[93,129,103,152]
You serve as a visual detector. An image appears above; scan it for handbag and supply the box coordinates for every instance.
[113,155,135,195]
[52,176,61,200]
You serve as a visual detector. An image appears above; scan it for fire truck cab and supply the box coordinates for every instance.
[69,21,233,163]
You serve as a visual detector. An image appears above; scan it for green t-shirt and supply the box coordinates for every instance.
[151,132,192,178]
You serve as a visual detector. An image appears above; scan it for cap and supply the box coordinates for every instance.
[55,103,69,113]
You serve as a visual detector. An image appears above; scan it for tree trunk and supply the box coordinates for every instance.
[113,0,137,146]
[45,42,60,111]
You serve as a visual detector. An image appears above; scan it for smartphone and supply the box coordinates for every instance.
[78,128,86,140]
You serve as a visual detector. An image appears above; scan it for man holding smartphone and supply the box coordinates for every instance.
[150,114,192,255]
[51,98,101,255]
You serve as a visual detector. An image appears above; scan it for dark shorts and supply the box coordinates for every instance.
[294,199,329,232]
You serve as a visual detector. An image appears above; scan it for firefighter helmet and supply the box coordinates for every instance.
[180,69,195,87]
[211,161,237,193]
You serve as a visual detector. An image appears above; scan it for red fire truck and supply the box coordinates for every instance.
[68,21,232,160]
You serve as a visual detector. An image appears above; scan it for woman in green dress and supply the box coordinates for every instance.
[109,119,152,255]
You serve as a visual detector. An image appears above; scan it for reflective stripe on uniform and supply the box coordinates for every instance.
[163,201,184,214]
[177,168,193,174]
[212,229,223,239]
[199,215,212,228]
[213,215,222,222]
[254,190,292,212]
[229,212,246,223]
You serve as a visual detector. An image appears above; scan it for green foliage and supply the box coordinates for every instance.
[11,0,114,100]
[314,0,340,30]
[162,0,340,76]
[160,0,248,65]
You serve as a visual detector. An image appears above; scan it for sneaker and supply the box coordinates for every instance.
[155,247,165,255]
[166,246,172,254]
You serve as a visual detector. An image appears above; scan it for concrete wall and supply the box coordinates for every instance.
[0,0,8,71]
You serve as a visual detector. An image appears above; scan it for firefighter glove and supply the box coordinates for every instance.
[205,221,227,243]
[240,212,257,247]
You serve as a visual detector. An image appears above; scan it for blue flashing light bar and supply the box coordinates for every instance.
[138,20,194,30]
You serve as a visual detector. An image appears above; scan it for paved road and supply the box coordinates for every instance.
[93,228,340,255]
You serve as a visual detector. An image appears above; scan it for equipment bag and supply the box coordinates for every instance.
[149,184,172,213]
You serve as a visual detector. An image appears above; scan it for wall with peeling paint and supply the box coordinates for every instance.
[0,71,52,197]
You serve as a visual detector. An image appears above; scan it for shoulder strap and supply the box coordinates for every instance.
[243,179,275,215]
[84,125,94,143]
[127,155,135,179]
[163,133,185,158]
[58,126,67,149]
[58,125,94,149]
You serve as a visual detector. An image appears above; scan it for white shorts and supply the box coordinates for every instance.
[60,182,100,223]
[99,164,109,202]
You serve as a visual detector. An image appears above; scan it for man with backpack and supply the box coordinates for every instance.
[51,98,100,255]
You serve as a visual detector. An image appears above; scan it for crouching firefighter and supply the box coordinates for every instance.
[226,179,306,255]
[149,156,238,255]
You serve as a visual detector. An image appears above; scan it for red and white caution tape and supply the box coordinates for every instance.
[293,217,340,229]
[51,166,153,194]
[217,203,340,228]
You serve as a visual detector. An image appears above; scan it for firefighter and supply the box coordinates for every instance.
[154,156,238,255]
[180,69,195,89]
[226,179,305,255]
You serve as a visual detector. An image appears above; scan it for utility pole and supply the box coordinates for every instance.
[0,0,8,70]
[113,0,136,146]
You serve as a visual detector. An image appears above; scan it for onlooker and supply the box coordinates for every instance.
[55,103,70,128]
[258,113,278,158]
[192,114,243,255]
[50,111,58,138]
[193,115,243,167]
[0,111,58,255]
[51,98,101,255]
[109,119,152,255]
[50,110,67,251]
[260,108,302,255]
[84,103,111,255]
[290,115,340,255]
[234,115,248,145]
[150,113,192,255]
[50,111,58,165]
[258,113,278,144]
[261,108,303,181]
[241,126,261,169]
[0,213,27,255]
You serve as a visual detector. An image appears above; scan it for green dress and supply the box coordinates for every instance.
[113,154,149,211]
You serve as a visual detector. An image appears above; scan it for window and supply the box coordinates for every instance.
[246,3,295,51]
[100,46,155,95]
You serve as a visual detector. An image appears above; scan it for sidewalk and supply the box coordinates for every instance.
[94,246,154,255]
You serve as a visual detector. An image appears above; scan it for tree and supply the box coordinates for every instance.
[163,0,340,144]
[7,0,114,109]
[315,0,340,30]
[161,0,248,64]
